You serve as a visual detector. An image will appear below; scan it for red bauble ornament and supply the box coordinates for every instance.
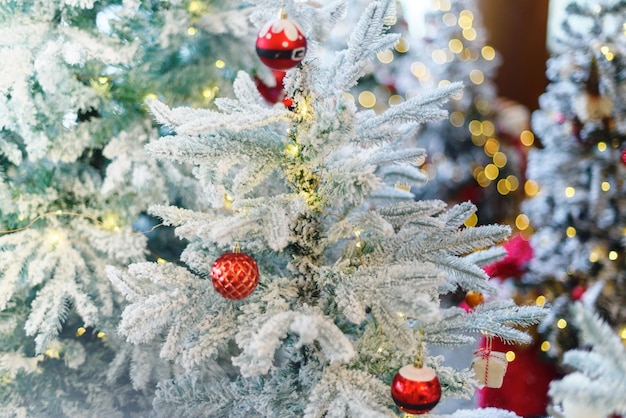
[255,10,307,71]
[620,149,626,166]
[571,285,586,301]
[210,246,259,300]
[390,365,441,414]
[283,96,295,111]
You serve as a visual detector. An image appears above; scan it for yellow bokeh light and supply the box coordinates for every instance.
[484,164,499,180]
[520,130,535,146]
[462,28,477,41]
[482,120,495,136]
[465,213,478,227]
[536,295,546,307]
[493,151,507,167]
[97,331,106,339]
[388,94,404,106]
[410,61,428,79]
[215,60,226,69]
[468,120,482,135]
[601,181,611,191]
[157,257,167,264]
[540,341,551,352]
[566,226,576,238]
[395,37,410,53]
[515,214,530,230]
[450,111,465,127]
[76,327,87,337]
[609,251,618,261]
[620,326,626,340]
[484,137,500,156]
[187,27,197,36]
[469,69,485,85]
[458,15,473,29]
[377,50,394,64]
[557,319,568,329]
[589,251,599,263]
[497,179,510,195]
[442,12,457,26]
[358,91,376,108]
[188,0,203,13]
[481,46,496,61]
[597,142,607,152]
[144,93,158,101]
[565,187,576,198]
[449,39,464,53]
[472,134,486,146]
[505,351,516,362]
[507,175,519,191]
[437,0,452,11]
[476,171,491,187]
[525,179,540,196]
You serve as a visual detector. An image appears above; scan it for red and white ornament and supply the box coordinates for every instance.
[390,364,441,414]
[255,10,307,71]
[472,348,508,388]
[210,245,259,300]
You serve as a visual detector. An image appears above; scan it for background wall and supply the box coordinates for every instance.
[477,0,550,111]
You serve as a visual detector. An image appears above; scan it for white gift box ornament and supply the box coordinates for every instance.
[471,349,508,388]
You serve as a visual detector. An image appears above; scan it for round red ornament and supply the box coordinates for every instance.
[620,149,626,166]
[210,246,259,300]
[390,364,441,414]
[255,10,307,71]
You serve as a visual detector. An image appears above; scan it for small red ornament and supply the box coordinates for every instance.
[621,149,626,166]
[283,96,295,111]
[571,285,586,301]
[390,364,441,414]
[465,290,485,308]
[210,245,259,300]
[256,9,307,71]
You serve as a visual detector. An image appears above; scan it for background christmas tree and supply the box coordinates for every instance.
[0,0,255,414]
[521,0,626,361]
[0,0,552,416]
[407,0,534,227]
[105,0,546,416]
[483,0,626,416]
[548,303,626,418]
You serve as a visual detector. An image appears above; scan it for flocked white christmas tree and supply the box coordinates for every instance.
[103,0,548,416]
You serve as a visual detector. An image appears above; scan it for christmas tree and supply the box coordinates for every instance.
[408,0,532,227]
[0,0,549,415]
[0,0,255,414]
[521,0,626,362]
[548,303,626,418]
[104,0,547,416]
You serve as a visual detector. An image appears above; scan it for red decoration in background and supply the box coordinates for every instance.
[210,246,259,300]
[483,234,533,281]
[476,336,559,417]
[255,11,307,71]
[571,284,586,301]
[390,365,441,415]
[621,149,626,166]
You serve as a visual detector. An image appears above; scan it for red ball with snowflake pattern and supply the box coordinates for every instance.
[255,11,307,71]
